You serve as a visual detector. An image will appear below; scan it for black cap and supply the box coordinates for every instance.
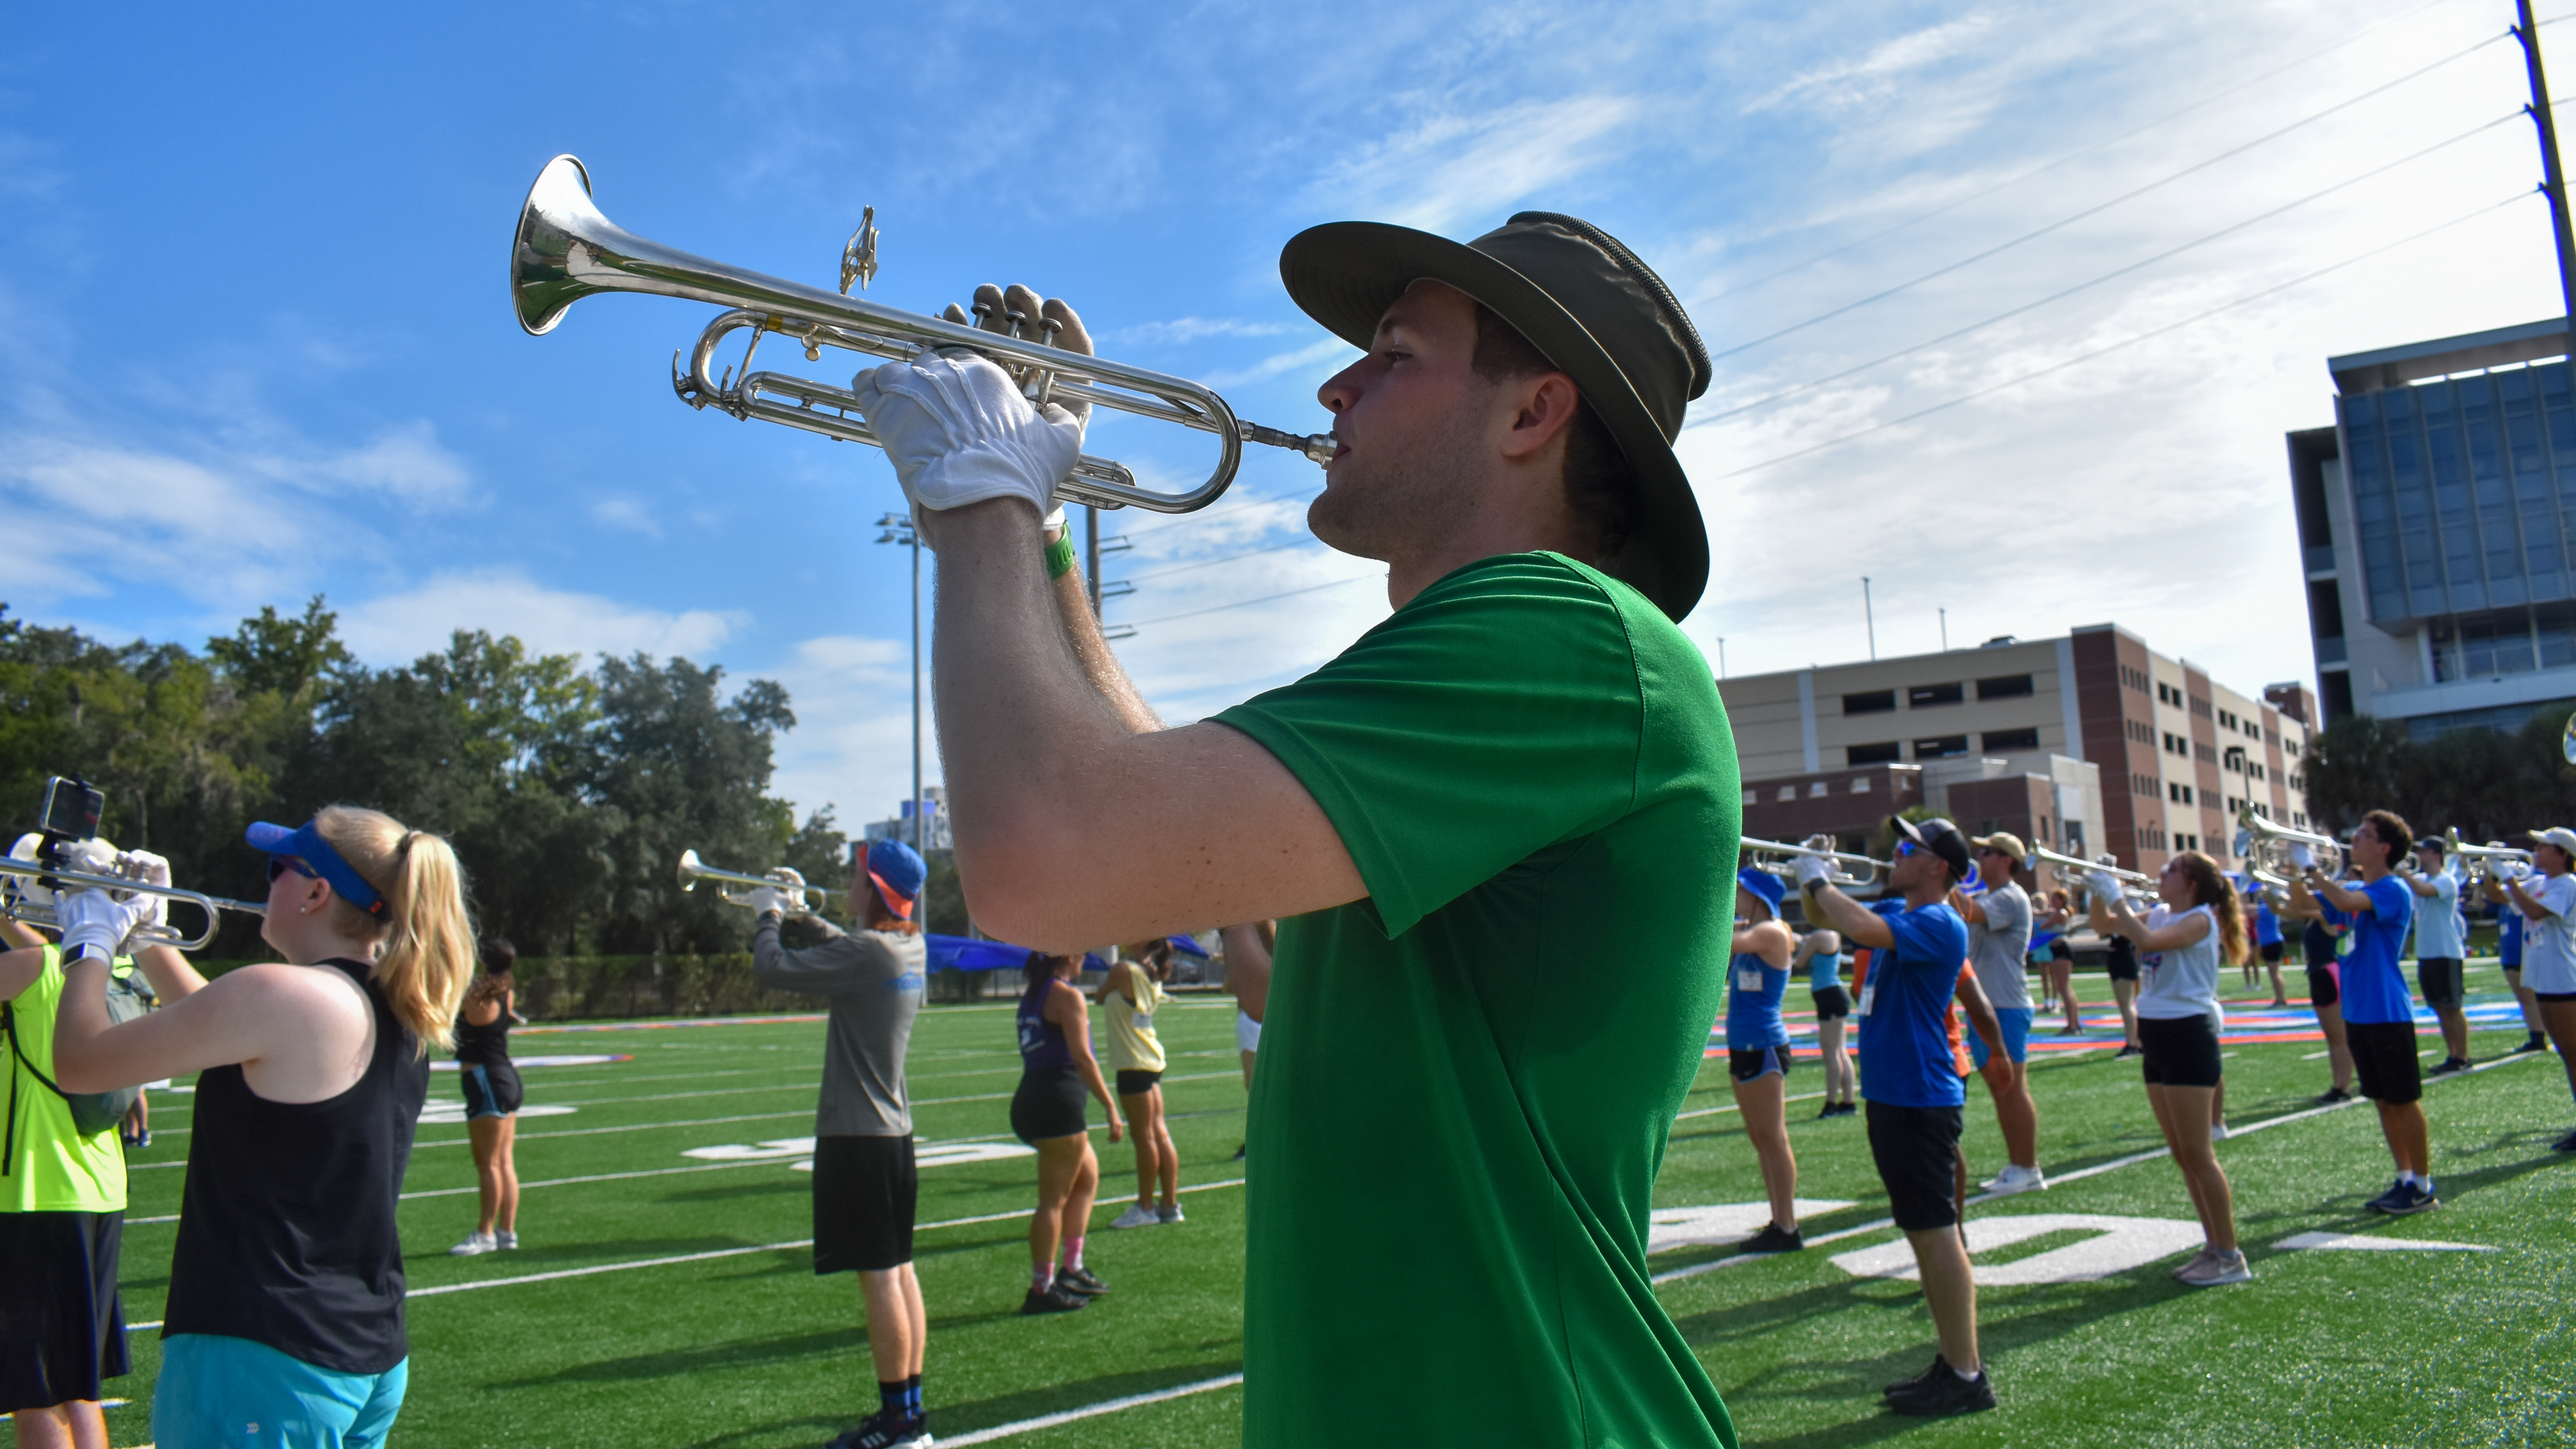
[1279,212,1710,621]
[1891,815,1974,884]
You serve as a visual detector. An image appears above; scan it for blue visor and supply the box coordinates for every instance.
[245,820,386,919]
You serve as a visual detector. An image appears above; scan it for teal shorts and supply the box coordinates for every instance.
[155,1334,407,1449]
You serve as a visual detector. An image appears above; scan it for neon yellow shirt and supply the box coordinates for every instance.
[1103,964,1166,1074]
[2,947,129,1213]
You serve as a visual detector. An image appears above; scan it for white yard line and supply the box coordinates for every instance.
[941,1374,1245,1446]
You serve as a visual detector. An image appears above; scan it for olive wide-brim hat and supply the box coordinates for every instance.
[1279,211,1713,620]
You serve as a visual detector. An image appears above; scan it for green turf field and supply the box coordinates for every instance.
[95,962,2576,1448]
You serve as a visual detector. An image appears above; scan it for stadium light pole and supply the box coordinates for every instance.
[2515,0,2576,361]
[875,512,924,864]
[1862,576,1877,660]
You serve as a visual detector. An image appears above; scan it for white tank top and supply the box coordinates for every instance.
[2136,904,2223,1022]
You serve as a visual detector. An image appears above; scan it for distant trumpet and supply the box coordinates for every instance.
[675,849,830,919]
[1741,835,1889,890]
[2443,828,2532,884]
[2238,809,2345,880]
[0,852,267,953]
[2025,843,2160,908]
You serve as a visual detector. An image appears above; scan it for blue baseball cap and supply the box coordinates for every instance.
[245,819,386,920]
[864,838,929,920]
[1735,866,1786,914]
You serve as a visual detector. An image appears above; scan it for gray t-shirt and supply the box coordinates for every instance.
[1966,880,2033,1011]
[753,917,928,1136]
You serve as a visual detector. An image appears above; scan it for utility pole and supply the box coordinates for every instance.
[2515,0,2576,356]
[1939,606,1949,652]
[1862,576,1877,660]
[1716,637,1727,678]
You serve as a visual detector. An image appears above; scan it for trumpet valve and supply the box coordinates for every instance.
[839,207,879,297]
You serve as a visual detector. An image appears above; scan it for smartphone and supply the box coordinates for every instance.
[37,776,103,843]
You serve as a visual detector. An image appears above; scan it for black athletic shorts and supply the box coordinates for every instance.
[2347,1021,2424,1105]
[460,1059,523,1119]
[1115,1069,1163,1097]
[0,1209,127,1411]
[1865,1101,1965,1233]
[1011,1065,1088,1144]
[1811,986,1852,1021]
[2417,957,2464,1010]
[2138,1015,2223,1088]
[2105,936,2140,983]
[811,1134,917,1273]
[1729,1045,1793,1082]
[2537,990,2576,1003]
[2260,941,2284,964]
[2308,964,2341,1009]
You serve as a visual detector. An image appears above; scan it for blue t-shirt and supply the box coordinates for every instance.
[2254,902,2282,947]
[1725,951,1789,1050]
[2502,906,2524,966]
[2408,872,2464,959]
[1855,899,1971,1109]
[2319,875,2416,1025]
[1807,948,1844,993]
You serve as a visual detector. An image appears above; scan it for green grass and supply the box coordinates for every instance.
[100,965,2576,1448]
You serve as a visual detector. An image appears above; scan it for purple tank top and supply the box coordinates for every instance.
[1018,973,1072,1071]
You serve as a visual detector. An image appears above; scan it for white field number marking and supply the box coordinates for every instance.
[419,1103,578,1125]
[682,1138,1036,1170]
[2274,1231,2497,1253]
[1649,1201,1857,1253]
[1830,1214,2206,1286]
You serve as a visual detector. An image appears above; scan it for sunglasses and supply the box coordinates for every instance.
[267,857,319,884]
[1895,840,1923,857]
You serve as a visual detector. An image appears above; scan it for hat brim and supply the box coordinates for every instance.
[1279,222,1708,622]
[245,821,299,854]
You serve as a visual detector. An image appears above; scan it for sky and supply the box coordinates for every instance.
[3,0,2571,828]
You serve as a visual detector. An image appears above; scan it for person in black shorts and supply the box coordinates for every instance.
[2103,931,2142,1058]
[1012,952,1123,1315]
[750,838,934,1449]
[1797,927,1854,1116]
[450,939,524,1256]
[2291,886,2354,1103]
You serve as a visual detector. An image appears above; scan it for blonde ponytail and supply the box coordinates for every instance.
[314,805,477,1053]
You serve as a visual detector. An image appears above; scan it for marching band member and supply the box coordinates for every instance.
[2284,878,2356,1103]
[2090,851,2252,1287]
[1100,939,1183,1229]
[449,938,522,1257]
[2481,854,2552,1054]
[1727,869,1802,1252]
[1010,952,1121,1315]
[1953,834,2041,1196]
[854,208,1739,1442]
[2399,840,2471,1077]
[2496,829,2576,1153]
[2287,812,2436,1215]
[1798,924,1856,1117]
[49,808,472,1449]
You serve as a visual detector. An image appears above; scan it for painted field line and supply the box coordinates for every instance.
[942,1373,1244,1446]
[1676,1089,1828,1122]
[1650,1047,2551,1288]
[128,1158,801,1223]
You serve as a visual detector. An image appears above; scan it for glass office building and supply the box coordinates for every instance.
[2292,318,2576,738]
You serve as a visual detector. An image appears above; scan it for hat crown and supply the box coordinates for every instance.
[1469,213,1709,439]
[867,837,929,898]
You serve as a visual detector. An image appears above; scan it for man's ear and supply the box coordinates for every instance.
[1497,373,1581,461]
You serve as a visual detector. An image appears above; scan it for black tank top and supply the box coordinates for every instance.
[164,957,428,1373]
[1017,974,1073,1072]
[453,993,512,1066]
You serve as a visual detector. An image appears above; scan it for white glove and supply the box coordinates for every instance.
[1792,854,1832,889]
[2087,870,2126,905]
[850,351,1083,518]
[2287,844,2314,871]
[744,884,793,919]
[57,889,144,958]
[116,850,170,933]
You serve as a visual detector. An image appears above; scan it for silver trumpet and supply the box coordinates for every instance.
[1740,835,1889,889]
[675,849,830,920]
[511,155,1336,514]
[2238,808,2345,880]
[2025,844,2160,908]
[2443,829,2532,884]
[0,855,267,953]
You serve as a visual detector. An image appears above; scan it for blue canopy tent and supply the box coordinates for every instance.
[921,934,1207,972]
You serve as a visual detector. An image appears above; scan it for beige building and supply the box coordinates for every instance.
[1718,625,2315,876]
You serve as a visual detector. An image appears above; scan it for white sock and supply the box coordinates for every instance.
[2398,1171,2419,1186]
[1952,1364,1982,1382]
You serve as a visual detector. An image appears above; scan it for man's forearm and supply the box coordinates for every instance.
[1050,536,1161,735]
[1807,884,1890,949]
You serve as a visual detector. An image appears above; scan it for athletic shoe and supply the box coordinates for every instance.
[2209,1123,2229,1142]
[2550,1128,2576,1152]
[2314,1087,2353,1105]
[827,1409,932,1449]
[1739,1223,1804,1254]
[1055,1266,1110,1296]
[1817,1102,1842,1120]
[1230,1143,1246,1161]
[2113,1045,2142,1060]
[1156,1203,1185,1224]
[1019,1283,1088,1315]
[1832,1101,1859,1116]
[450,1231,496,1257]
[2366,1180,2440,1215]
[496,1230,518,1251]
[2514,1035,2550,1054]
[2171,1245,2215,1281]
[2428,1057,2469,1077]
[2178,1248,2253,1287]
[1886,1367,1996,1418]
[1981,1164,2047,1195]
[1107,1204,1160,1230]
[1883,1354,1951,1398]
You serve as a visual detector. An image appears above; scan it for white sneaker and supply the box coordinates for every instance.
[450,1231,497,1257]
[496,1230,519,1251]
[1981,1164,2047,1195]
[1108,1203,1161,1230]
[2178,1248,2253,1287]
[1155,1203,1184,1225]
[2210,1123,2230,1142]
[2172,1245,2215,1280]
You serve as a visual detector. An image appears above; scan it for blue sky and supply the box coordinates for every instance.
[3,0,2568,825]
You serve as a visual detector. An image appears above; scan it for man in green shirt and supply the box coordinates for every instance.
[850,214,1735,1445]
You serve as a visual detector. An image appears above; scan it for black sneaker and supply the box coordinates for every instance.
[1020,1282,1089,1315]
[2314,1087,2353,1105]
[1055,1265,1110,1296]
[1883,1354,1949,1398]
[2428,1057,2469,1077]
[827,1409,931,1449]
[1886,1367,1996,1417]
[2552,1128,2576,1152]
[2515,1035,2550,1054]
[1741,1223,1804,1254]
[2113,1044,2142,1060]
[2366,1179,2439,1215]
[1230,1143,1247,1160]
[1817,1102,1842,1120]
[1834,1101,1859,1117]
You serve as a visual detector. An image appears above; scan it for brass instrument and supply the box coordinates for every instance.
[1739,835,1889,890]
[675,849,831,919]
[511,155,1335,515]
[2025,843,2160,908]
[2238,808,2345,879]
[2443,829,2532,884]
[0,850,267,953]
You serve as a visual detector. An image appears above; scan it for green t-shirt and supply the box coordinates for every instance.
[1215,552,1739,1448]
[1,947,129,1214]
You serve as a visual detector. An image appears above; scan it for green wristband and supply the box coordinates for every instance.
[1045,532,1077,580]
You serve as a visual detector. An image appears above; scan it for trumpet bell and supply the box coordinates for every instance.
[513,155,604,336]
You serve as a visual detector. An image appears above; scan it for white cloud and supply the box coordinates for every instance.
[761,634,922,829]
[1114,317,1302,346]
[589,496,663,538]
[0,432,323,604]
[313,421,476,510]
[335,570,745,666]
[1309,94,1642,234]
[1745,11,2003,115]
[1201,337,1358,390]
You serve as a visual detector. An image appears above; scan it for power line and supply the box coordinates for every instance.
[1700,109,2524,426]
[1712,191,2530,481]
[1704,0,2480,307]
[1709,27,2515,362]
[1119,572,1382,629]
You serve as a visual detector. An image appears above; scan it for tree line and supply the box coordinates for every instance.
[0,598,956,961]
[2303,700,2576,844]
